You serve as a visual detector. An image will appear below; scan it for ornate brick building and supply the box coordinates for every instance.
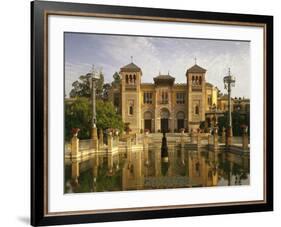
[110,61,218,133]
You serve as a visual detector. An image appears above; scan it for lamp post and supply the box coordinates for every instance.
[87,68,100,150]
[223,68,235,145]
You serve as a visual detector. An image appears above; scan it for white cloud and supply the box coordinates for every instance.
[65,34,250,98]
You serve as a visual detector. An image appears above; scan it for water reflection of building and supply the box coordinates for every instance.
[65,145,249,193]
[120,146,249,190]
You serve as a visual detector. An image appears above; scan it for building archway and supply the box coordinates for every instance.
[160,108,170,132]
[176,111,185,131]
[143,111,153,132]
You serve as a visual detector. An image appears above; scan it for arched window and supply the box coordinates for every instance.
[199,77,202,85]
[125,75,129,84]
[128,100,134,115]
[144,111,153,132]
[129,75,132,84]
[129,106,133,115]
[192,76,195,85]
[133,74,136,84]
[195,106,199,115]
[195,162,200,176]
[176,111,185,130]
[195,76,198,85]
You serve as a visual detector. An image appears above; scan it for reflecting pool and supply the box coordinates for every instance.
[64,144,249,193]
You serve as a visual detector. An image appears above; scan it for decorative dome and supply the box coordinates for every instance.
[153,74,175,86]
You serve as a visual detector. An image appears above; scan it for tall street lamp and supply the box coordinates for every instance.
[87,68,100,149]
[223,68,235,143]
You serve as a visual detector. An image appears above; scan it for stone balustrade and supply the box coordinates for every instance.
[213,127,218,149]
[98,129,103,149]
[71,133,80,158]
[69,126,250,161]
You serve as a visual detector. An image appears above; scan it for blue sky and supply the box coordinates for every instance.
[65,33,250,98]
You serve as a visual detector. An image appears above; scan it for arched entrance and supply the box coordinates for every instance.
[143,111,153,132]
[176,111,185,130]
[160,108,170,132]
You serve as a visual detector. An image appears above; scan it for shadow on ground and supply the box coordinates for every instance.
[17,216,29,225]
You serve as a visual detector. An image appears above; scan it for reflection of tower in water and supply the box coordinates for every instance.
[161,132,168,162]
[161,160,169,176]
[161,132,169,176]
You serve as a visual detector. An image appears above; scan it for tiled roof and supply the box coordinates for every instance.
[120,62,141,72]
[153,74,175,86]
[153,75,175,81]
[186,64,207,73]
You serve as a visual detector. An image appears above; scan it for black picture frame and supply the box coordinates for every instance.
[31,0,273,226]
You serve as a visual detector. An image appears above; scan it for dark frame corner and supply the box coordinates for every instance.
[31,1,273,226]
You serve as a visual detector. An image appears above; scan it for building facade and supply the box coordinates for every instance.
[110,61,219,133]
[217,95,250,113]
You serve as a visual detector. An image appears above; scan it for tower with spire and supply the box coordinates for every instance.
[119,57,142,132]
[186,58,207,131]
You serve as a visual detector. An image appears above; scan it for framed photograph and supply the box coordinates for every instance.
[31,0,273,226]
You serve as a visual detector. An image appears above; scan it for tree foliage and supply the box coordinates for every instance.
[69,69,105,99]
[66,68,124,141]
[65,98,124,141]
[217,112,250,136]
[65,97,91,140]
[112,72,121,84]
[96,100,124,132]
[102,83,112,101]
[68,69,115,102]
[69,74,92,98]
